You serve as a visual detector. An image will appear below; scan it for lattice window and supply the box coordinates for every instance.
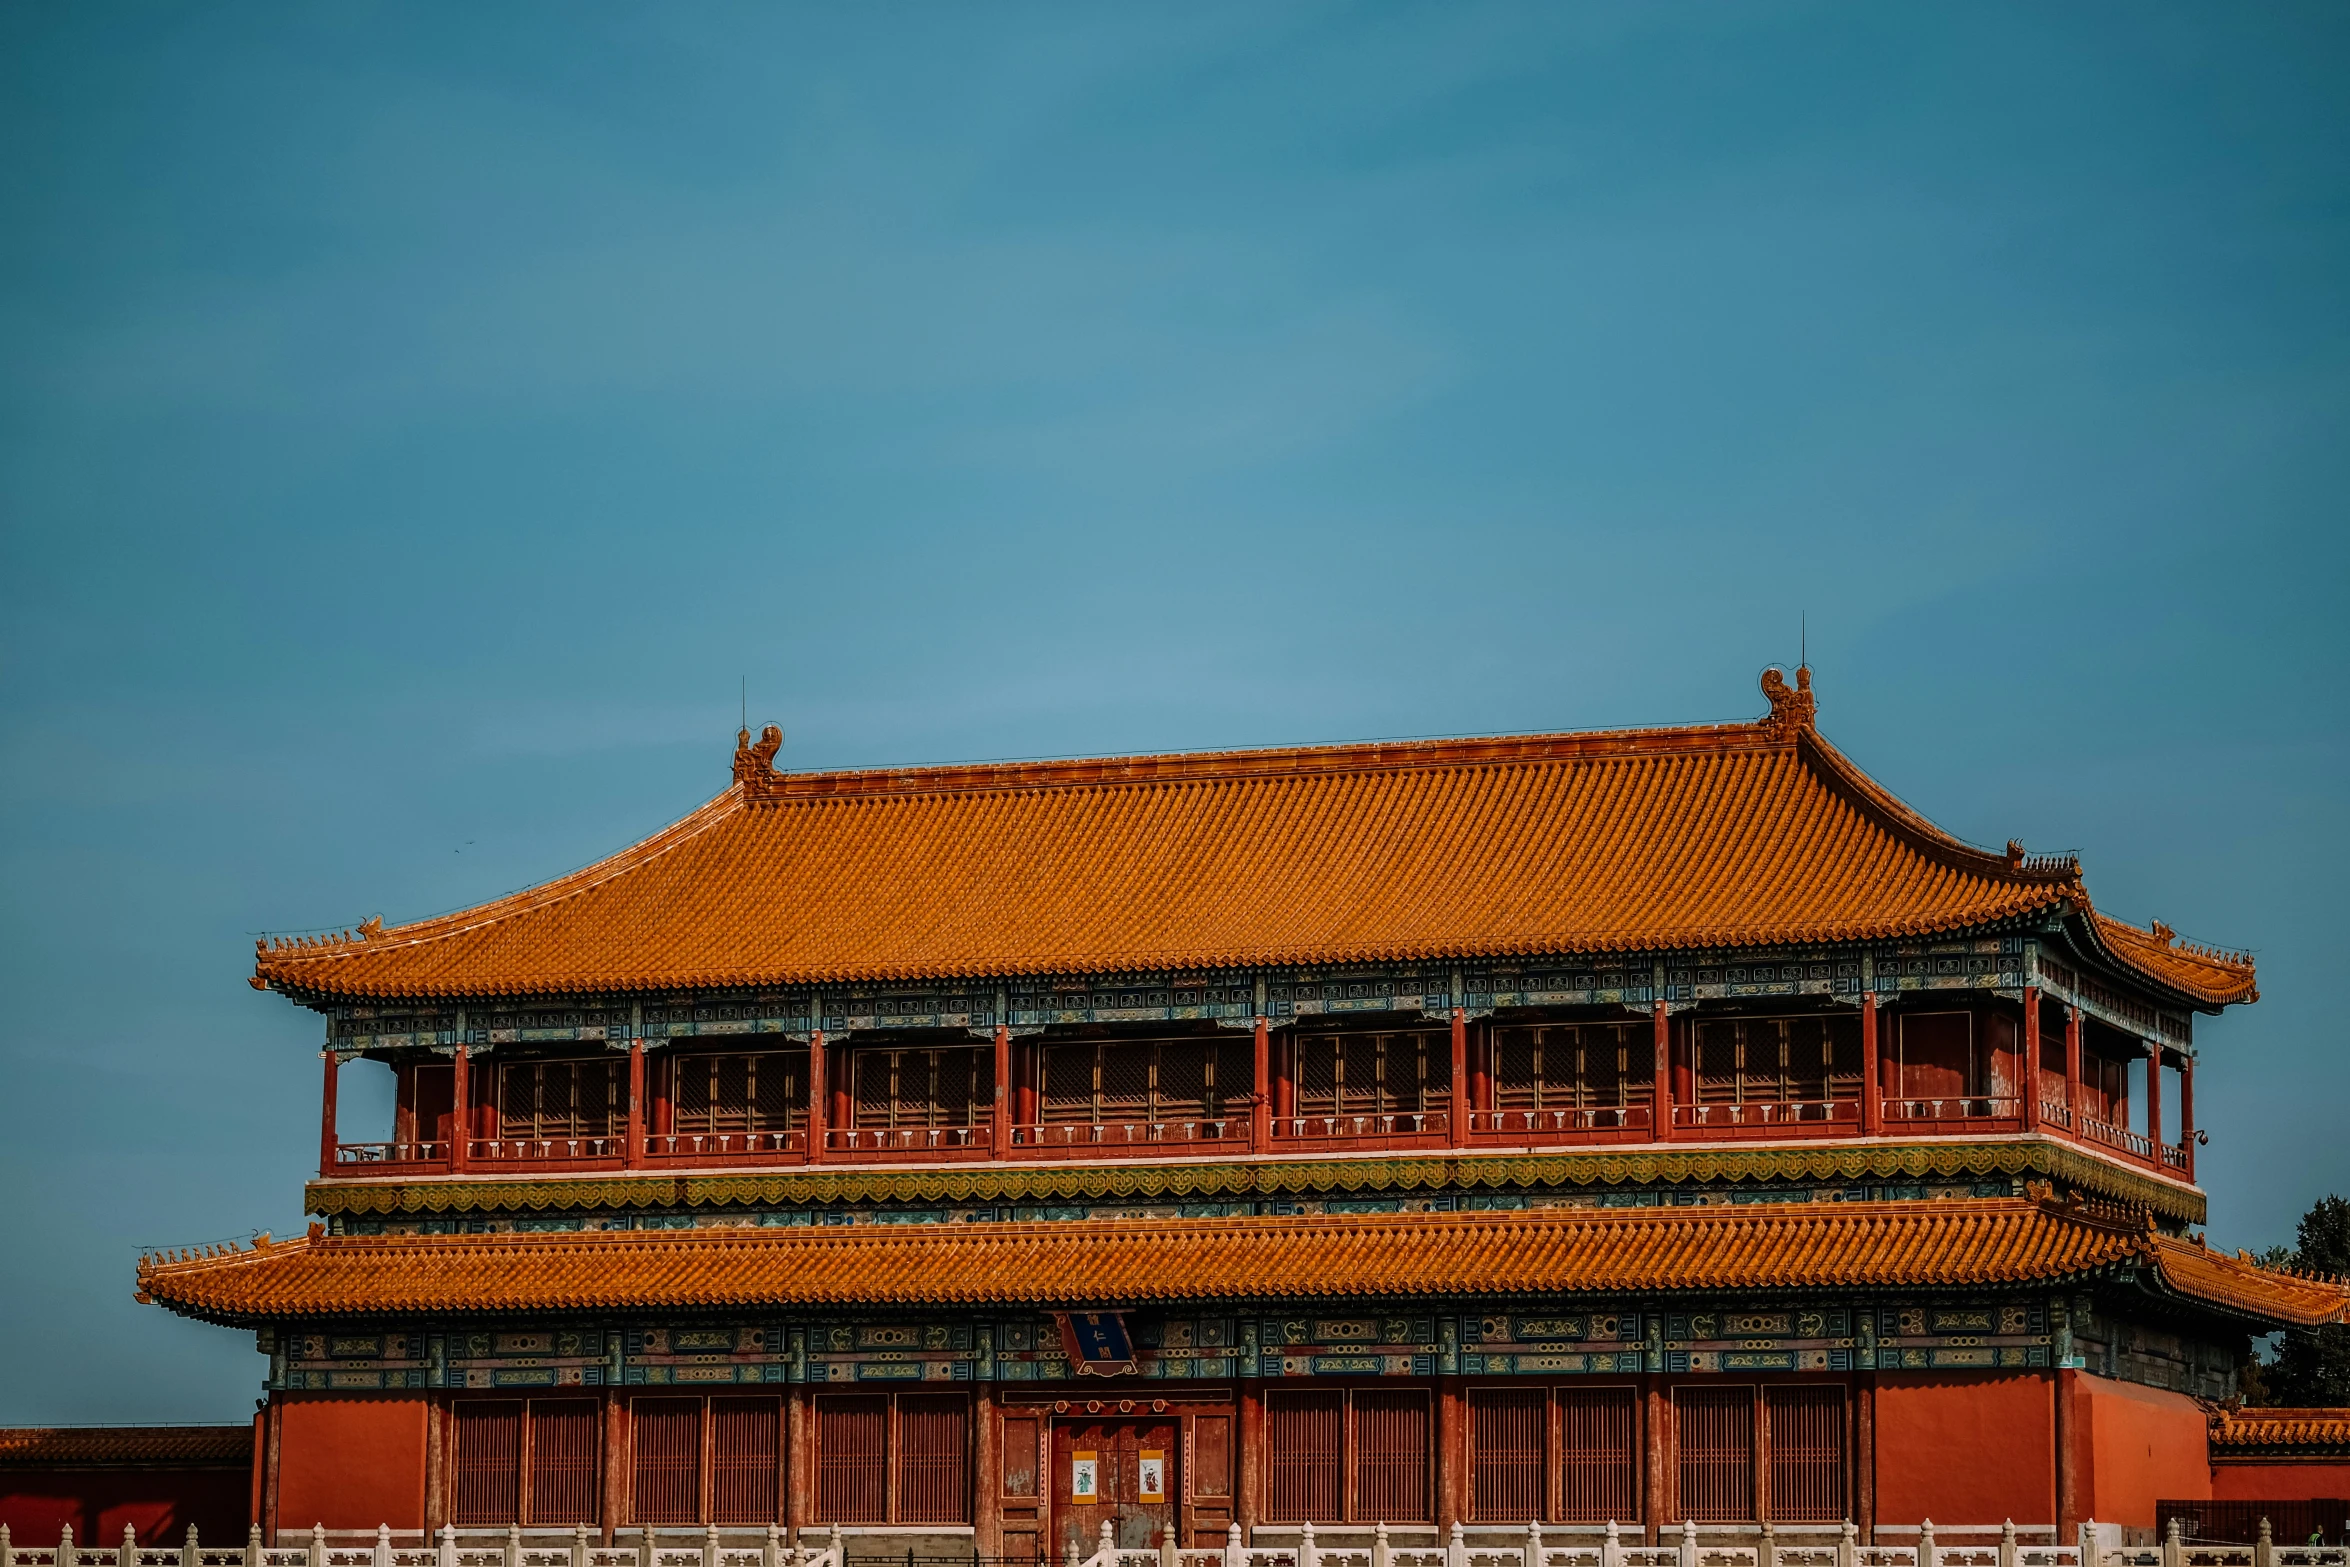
[1558,1388,1639,1523]
[1694,1017,1858,1107]
[816,1395,888,1523]
[496,1057,623,1140]
[453,1401,522,1525]
[1676,1388,1753,1522]
[711,1397,780,1524]
[1470,1389,1544,1522]
[850,1048,986,1130]
[1294,1031,1441,1119]
[632,1398,702,1525]
[895,1394,969,1524]
[529,1399,599,1525]
[1765,1387,1844,1522]
[672,1051,808,1135]
[1039,1039,1248,1125]
[1265,1392,1343,1522]
[1353,1390,1430,1523]
[1492,1025,1654,1112]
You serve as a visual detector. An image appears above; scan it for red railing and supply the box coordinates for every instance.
[2078,1113,2154,1160]
[1010,1118,1248,1152]
[822,1123,994,1162]
[333,1140,448,1167]
[1670,1099,1858,1135]
[2160,1140,2191,1172]
[1467,1105,1654,1145]
[1878,1095,2024,1133]
[1270,1111,1450,1150]
[644,1129,805,1160]
[2039,1099,2075,1130]
[467,1135,625,1164]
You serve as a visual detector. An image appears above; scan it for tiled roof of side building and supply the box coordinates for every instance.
[250,669,2255,1007]
[2209,1408,2350,1453]
[136,1198,2344,1328]
[0,1426,252,1467]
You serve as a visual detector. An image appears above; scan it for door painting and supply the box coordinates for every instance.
[1052,1419,1178,1554]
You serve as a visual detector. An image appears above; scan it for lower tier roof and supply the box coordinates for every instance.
[135,1197,2343,1329]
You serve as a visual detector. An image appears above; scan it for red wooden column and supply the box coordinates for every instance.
[2144,1043,2165,1169]
[317,1049,339,1177]
[1449,1007,1469,1147]
[2063,1006,2083,1129]
[1436,1374,1465,1536]
[1652,1000,1673,1141]
[624,1040,645,1168]
[1859,995,1880,1136]
[2021,987,2042,1131]
[1251,1015,1271,1149]
[806,1028,827,1165]
[992,1023,1013,1157]
[449,1044,470,1172]
[2181,1056,2197,1181]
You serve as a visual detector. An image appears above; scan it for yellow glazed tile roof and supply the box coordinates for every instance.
[251,670,2254,1008]
[136,1198,2340,1327]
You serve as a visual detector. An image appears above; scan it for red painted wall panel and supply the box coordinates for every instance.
[273,1396,429,1533]
[2073,1375,2209,1526]
[2210,1463,2350,1503]
[0,1468,249,1547]
[1875,1373,2055,1527]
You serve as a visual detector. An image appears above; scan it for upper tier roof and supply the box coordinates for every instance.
[252,669,2257,1007]
[134,1198,2343,1328]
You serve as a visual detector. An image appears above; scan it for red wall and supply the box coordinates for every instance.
[2069,1373,2210,1526]
[0,1467,249,1548]
[1876,1371,2056,1527]
[272,1396,429,1534]
[2211,1463,2350,1502]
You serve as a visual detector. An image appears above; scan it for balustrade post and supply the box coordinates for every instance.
[1376,1523,1392,1567]
[638,1524,655,1567]
[703,1523,719,1567]
[2162,1519,2182,1567]
[441,1522,458,1567]
[1450,1522,1468,1567]
[1920,1520,1935,1567]
[825,1525,840,1566]
[1,1520,11,1567]
[2000,1521,2017,1567]
[377,1524,394,1567]
[1301,1522,1317,1567]
[1838,1522,1856,1567]
[1760,1520,1776,1567]
[508,1525,523,1567]
[247,1524,263,1567]
[1603,1523,1622,1567]
[1226,1523,1244,1567]
[309,1525,326,1567]
[1162,1525,1180,1567]
[577,1524,592,1567]
[1528,1519,1545,1567]
[2077,1523,2095,1567]
[1677,1522,1696,1567]
[1099,1520,1116,1566]
[60,1524,73,1567]
[2256,1519,2273,1567]
[763,1524,780,1567]
[122,1523,138,1567]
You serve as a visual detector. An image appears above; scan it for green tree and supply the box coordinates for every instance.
[2259,1196,2350,1406]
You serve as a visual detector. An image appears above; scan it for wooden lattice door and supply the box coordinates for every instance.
[1052,1418,1178,1554]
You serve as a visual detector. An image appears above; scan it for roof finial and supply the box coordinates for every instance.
[1758,664,1817,740]
[733,722,784,789]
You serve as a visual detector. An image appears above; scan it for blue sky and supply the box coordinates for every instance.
[2,3,2345,1422]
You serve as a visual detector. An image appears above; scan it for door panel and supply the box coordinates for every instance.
[1051,1419,1178,1554]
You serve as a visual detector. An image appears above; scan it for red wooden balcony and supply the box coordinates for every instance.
[1466,1104,1654,1146]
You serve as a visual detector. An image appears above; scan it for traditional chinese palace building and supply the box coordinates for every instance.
[138,669,2346,1555]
